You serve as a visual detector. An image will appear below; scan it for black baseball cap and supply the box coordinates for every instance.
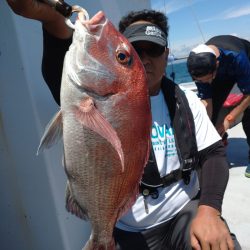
[187,44,217,77]
[123,23,167,47]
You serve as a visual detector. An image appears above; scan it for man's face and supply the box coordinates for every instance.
[193,70,217,84]
[132,41,168,96]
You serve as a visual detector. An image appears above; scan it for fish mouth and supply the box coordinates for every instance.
[79,11,107,36]
[70,11,112,84]
[68,12,116,99]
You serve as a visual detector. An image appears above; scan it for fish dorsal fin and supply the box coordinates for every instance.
[73,97,125,172]
[37,110,63,155]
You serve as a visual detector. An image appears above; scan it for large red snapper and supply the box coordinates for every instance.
[38,10,151,250]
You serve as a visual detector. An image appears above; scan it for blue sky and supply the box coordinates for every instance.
[150,0,250,58]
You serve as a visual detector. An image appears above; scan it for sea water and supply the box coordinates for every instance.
[166,59,193,84]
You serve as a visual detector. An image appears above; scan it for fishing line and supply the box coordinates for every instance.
[186,0,206,43]
[163,0,175,82]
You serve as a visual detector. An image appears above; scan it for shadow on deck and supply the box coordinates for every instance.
[222,123,250,250]
[227,137,248,168]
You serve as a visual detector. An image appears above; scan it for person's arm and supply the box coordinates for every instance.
[6,0,72,39]
[42,28,72,105]
[198,140,228,212]
[6,0,73,105]
[190,141,234,250]
[220,50,250,135]
[184,88,234,249]
[221,94,250,134]
[228,95,250,120]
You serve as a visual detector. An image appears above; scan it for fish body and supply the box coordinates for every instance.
[39,11,151,250]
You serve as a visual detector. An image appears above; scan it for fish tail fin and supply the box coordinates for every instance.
[82,238,115,250]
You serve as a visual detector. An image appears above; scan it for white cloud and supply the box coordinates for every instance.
[200,4,250,22]
[170,39,201,58]
[151,0,205,14]
[222,5,250,19]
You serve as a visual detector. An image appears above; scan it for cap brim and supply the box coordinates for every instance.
[128,36,166,47]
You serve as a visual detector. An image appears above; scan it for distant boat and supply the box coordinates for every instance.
[168,54,188,62]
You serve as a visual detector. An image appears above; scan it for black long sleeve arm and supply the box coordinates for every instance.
[198,140,229,213]
[42,27,72,105]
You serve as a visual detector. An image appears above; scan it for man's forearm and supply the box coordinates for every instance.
[42,7,73,39]
[226,95,250,122]
[198,141,229,212]
[42,28,72,105]
[6,0,73,39]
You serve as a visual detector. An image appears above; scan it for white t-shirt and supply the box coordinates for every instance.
[116,87,221,232]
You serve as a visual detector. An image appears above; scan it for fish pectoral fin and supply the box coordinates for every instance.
[73,97,125,172]
[65,183,88,220]
[37,110,63,155]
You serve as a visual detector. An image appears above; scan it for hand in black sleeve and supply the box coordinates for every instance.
[42,27,72,105]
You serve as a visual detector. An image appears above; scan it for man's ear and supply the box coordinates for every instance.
[165,47,169,60]
[216,60,219,68]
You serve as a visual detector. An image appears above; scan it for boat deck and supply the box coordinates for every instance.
[223,123,250,249]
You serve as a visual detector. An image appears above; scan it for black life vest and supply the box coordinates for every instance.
[140,77,199,198]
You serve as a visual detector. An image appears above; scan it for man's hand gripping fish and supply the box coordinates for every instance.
[38,9,151,250]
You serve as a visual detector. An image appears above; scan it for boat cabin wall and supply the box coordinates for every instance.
[0,1,151,250]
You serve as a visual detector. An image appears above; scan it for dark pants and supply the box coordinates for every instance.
[242,107,250,159]
[114,196,241,250]
[211,78,250,159]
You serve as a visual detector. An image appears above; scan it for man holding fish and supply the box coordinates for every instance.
[6,0,241,249]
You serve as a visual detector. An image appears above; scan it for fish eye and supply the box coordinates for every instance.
[116,49,132,65]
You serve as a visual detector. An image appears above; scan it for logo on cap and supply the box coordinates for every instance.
[145,26,162,38]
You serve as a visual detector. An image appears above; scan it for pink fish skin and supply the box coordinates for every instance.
[39,10,151,250]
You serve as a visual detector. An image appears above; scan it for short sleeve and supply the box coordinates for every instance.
[180,88,221,151]
[235,52,250,95]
